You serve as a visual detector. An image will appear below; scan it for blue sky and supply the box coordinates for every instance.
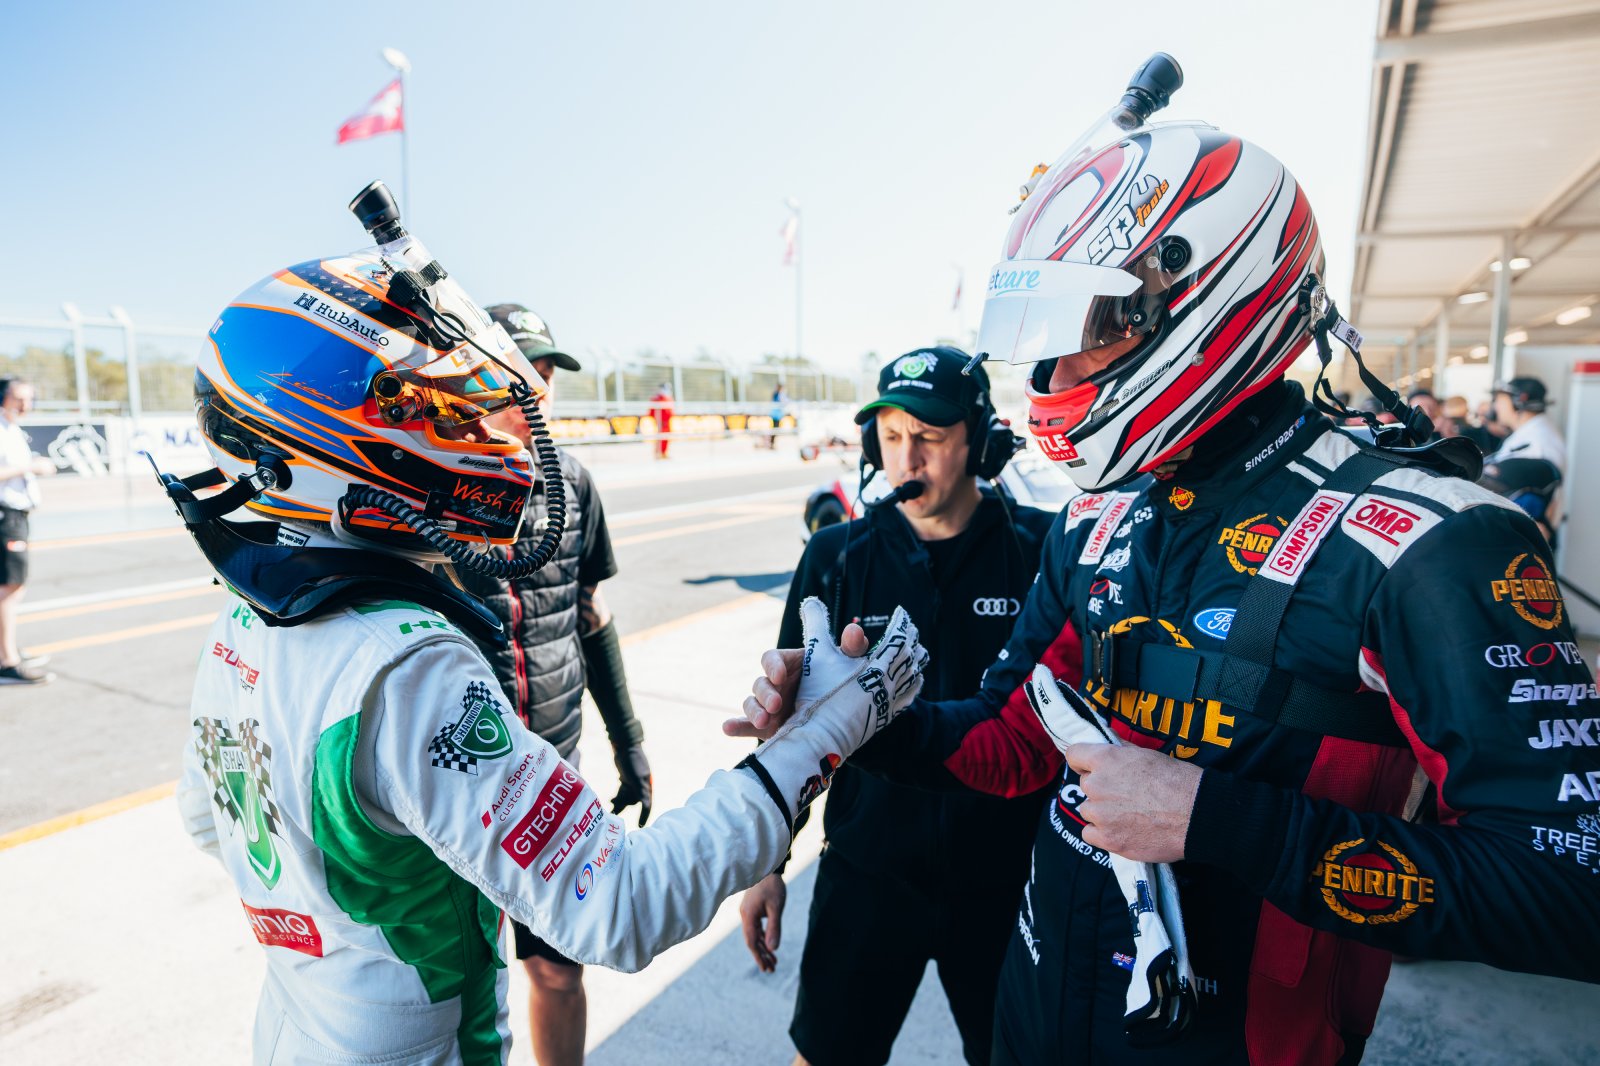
[2,0,1378,369]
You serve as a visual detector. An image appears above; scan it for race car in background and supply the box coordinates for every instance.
[801,446,1079,537]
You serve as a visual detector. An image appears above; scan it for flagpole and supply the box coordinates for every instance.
[786,198,802,367]
[382,48,413,219]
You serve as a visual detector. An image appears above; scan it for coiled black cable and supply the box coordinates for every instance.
[344,381,567,578]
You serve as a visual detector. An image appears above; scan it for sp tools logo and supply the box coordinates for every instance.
[1087,174,1169,264]
[1492,553,1565,631]
[1216,514,1287,576]
[1168,486,1195,511]
[1314,838,1435,925]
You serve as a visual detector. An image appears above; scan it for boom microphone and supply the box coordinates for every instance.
[868,480,925,510]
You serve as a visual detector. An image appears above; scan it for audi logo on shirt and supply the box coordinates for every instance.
[972,597,1021,617]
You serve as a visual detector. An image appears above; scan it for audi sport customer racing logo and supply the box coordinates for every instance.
[1492,553,1565,630]
[1314,838,1435,925]
[972,597,1020,617]
[1216,514,1287,576]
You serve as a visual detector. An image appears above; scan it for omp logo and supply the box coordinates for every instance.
[241,903,323,957]
[1264,493,1347,582]
[1346,500,1423,546]
[500,764,585,869]
[1484,642,1585,669]
[1216,514,1287,576]
[1492,553,1565,631]
[1068,493,1108,520]
[1315,839,1435,925]
[972,597,1021,617]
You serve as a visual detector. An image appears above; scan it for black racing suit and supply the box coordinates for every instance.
[856,381,1600,1064]
[779,490,1053,1066]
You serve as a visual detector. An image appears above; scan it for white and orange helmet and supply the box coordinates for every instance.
[977,113,1324,491]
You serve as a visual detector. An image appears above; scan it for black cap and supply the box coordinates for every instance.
[485,304,581,372]
[1493,376,1548,412]
[855,346,987,427]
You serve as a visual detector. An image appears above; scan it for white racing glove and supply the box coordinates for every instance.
[1023,663,1197,1045]
[741,597,929,824]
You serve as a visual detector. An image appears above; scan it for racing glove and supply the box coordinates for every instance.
[611,744,654,826]
[1024,663,1197,1045]
[740,597,928,826]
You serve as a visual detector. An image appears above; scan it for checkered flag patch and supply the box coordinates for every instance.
[194,717,240,825]
[428,724,479,775]
[238,718,282,835]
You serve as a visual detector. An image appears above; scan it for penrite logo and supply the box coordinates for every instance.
[212,642,261,692]
[1262,492,1349,584]
[1216,514,1287,576]
[1168,486,1195,511]
[1314,838,1435,925]
[291,290,390,347]
[1086,616,1236,759]
[241,903,324,957]
[501,762,587,868]
[1491,553,1565,631]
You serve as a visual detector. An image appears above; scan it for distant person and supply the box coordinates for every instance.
[0,377,55,685]
[1445,394,1497,452]
[1476,397,1512,446]
[1489,376,1566,472]
[649,382,674,460]
[470,305,655,1066]
[1404,389,1455,440]
[768,382,788,449]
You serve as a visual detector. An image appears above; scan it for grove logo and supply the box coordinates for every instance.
[894,354,930,379]
[194,717,283,890]
[428,681,514,775]
[1217,513,1288,575]
[1315,838,1435,925]
[1492,553,1564,631]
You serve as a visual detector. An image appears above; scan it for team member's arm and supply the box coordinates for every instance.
[1184,505,1600,982]
[177,720,222,858]
[364,603,926,973]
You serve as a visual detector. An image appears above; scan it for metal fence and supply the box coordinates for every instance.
[0,308,866,421]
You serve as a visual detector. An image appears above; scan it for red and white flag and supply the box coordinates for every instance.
[951,270,964,311]
[779,215,798,266]
[337,79,404,144]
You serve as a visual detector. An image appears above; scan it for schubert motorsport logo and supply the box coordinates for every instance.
[1315,838,1435,925]
[428,681,514,775]
[194,717,283,890]
[1216,514,1287,575]
[1492,553,1565,631]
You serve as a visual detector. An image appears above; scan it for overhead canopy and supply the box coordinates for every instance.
[1346,0,1600,394]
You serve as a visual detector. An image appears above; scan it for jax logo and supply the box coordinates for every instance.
[1193,608,1234,640]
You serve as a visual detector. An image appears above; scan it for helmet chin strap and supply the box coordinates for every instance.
[1300,275,1433,447]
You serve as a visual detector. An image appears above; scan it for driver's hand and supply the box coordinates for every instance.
[723,620,869,740]
[739,873,788,972]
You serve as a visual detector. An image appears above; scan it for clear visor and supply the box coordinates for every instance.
[365,252,546,428]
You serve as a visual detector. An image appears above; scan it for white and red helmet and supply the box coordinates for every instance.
[977,117,1324,491]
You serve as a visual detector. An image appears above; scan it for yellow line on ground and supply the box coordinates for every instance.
[24,584,224,623]
[2,590,780,850]
[611,512,779,548]
[27,612,219,656]
[32,527,184,551]
[0,781,178,852]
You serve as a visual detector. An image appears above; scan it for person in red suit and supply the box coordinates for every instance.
[649,384,675,459]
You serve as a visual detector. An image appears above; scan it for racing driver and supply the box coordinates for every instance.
[734,64,1600,1064]
[169,187,929,1065]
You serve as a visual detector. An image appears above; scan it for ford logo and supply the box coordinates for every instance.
[1193,607,1235,640]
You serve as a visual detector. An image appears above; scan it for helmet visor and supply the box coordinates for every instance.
[976,260,1142,366]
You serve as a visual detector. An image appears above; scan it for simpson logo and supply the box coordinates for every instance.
[1216,514,1287,576]
[1078,495,1133,564]
[500,762,586,868]
[1260,491,1351,585]
[1314,839,1435,925]
[1492,553,1565,631]
[241,903,324,957]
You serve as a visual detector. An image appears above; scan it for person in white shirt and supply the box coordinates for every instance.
[0,378,56,685]
[1488,376,1566,472]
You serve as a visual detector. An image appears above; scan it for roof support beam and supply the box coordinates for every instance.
[1374,10,1600,63]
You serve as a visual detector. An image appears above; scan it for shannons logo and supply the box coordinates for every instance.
[1315,838,1435,925]
[988,267,1042,296]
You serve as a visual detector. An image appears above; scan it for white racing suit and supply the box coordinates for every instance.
[179,595,920,1064]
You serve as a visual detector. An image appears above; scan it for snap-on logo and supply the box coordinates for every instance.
[1262,492,1350,584]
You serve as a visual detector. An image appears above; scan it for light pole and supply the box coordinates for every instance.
[382,48,412,219]
[60,302,90,422]
[109,305,140,423]
[785,197,802,385]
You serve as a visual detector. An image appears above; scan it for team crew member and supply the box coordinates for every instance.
[740,347,1053,1066]
[171,201,929,1065]
[463,304,654,1066]
[0,378,55,685]
[739,70,1600,1064]
[1488,376,1566,472]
